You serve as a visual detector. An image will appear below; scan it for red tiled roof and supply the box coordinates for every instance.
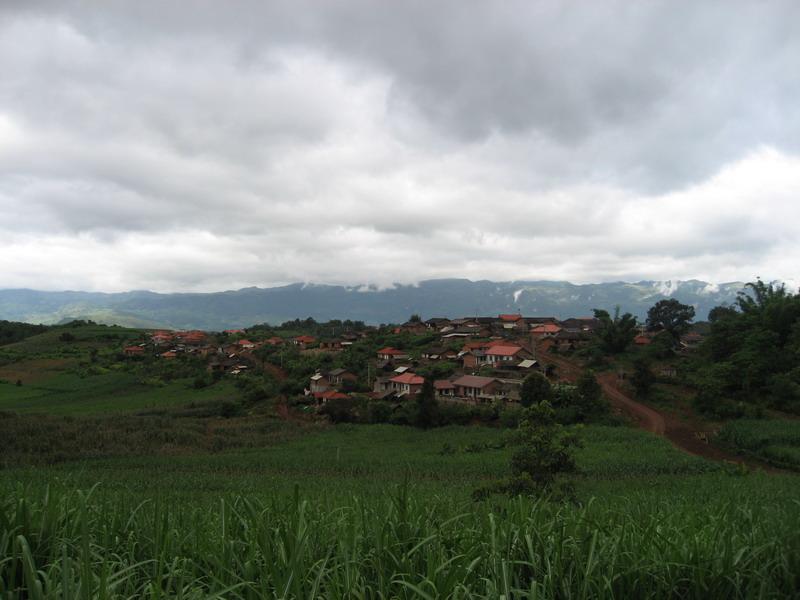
[486,345,524,356]
[123,346,144,353]
[453,375,497,389]
[294,335,316,343]
[377,347,407,356]
[486,339,514,348]
[434,380,456,389]
[390,373,425,385]
[462,341,488,351]
[315,390,350,400]
[499,314,522,322]
[532,324,562,333]
[237,339,254,346]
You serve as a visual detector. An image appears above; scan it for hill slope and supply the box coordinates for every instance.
[0,279,744,330]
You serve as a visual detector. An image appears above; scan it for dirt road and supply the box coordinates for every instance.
[540,351,779,469]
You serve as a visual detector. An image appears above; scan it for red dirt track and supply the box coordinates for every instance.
[541,352,780,470]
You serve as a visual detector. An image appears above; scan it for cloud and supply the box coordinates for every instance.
[0,2,798,292]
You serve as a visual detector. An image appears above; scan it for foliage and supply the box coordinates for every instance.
[415,378,439,429]
[646,298,695,339]
[630,357,655,399]
[519,372,551,408]
[592,306,638,354]
[692,279,800,414]
[717,418,800,470]
[3,423,800,597]
[574,370,609,421]
[0,320,49,347]
[474,402,581,500]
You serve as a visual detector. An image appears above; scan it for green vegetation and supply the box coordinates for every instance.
[0,320,49,347]
[692,280,800,417]
[717,419,800,470]
[519,372,551,408]
[475,402,580,500]
[646,298,695,340]
[2,425,799,598]
[592,307,638,354]
[0,371,240,416]
[3,308,800,596]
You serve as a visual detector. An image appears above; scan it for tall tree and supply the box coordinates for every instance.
[575,370,607,420]
[646,298,695,339]
[630,357,655,398]
[415,377,438,429]
[593,307,638,354]
[520,372,552,408]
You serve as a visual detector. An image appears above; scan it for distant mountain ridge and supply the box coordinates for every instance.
[0,279,747,330]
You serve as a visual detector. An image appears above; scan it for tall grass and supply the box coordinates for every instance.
[2,482,799,599]
[718,419,800,470]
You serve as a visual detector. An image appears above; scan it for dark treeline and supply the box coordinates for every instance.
[0,320,49,347]
[692,280,800,417]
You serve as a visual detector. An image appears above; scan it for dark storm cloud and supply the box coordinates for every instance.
[0,1,798,291]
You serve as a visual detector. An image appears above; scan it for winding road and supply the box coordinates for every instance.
[542,351,777,468]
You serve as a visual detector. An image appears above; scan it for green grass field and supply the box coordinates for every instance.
[717,418,800,470]
[0,371,240,415]
[2,424,799,598]
[2,325,800,597]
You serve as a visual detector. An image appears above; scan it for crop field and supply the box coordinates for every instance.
[0,371,240,416]
[717,418,800,470]
[2,424,799,598]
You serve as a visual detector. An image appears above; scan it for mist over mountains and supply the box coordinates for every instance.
[0,279,747,330]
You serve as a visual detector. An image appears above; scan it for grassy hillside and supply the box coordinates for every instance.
[0,370,239,415]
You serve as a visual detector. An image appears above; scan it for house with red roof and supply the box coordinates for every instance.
[179,331,208,345]
[461,349,488,369]
[433,379,456,398]
[485,345,532,364]
[151,331,174,345]
[237,339,256,349]
[452,375,501,401]
[123,345,145,356]
[292,335,317,349]
[376,347,409,361]
[530,323,563,339]
[313,390,351,404]
[160,350,177,360]
[498,314,528,331]
[389,372,424,396]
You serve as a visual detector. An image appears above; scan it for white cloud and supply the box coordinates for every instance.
[0,3,798,292]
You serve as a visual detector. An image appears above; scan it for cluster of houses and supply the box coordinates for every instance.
[308,314,602,405]
[121,329,366,376]
[121,312,703,406]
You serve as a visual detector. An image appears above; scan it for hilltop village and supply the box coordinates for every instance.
[120,314,701,407]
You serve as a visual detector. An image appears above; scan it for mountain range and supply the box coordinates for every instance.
[0,279,748,330]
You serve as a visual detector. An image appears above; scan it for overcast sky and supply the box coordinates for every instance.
[1,1,799,292]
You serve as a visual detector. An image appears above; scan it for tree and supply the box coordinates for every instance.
[593,307,638,354]
[520,372,552,408]
[474,401,581,499]
[575,370,607,420]
[630,357,654,398]
[415,378,438,429]
[408,314,422,323]
[646,299,695,340]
